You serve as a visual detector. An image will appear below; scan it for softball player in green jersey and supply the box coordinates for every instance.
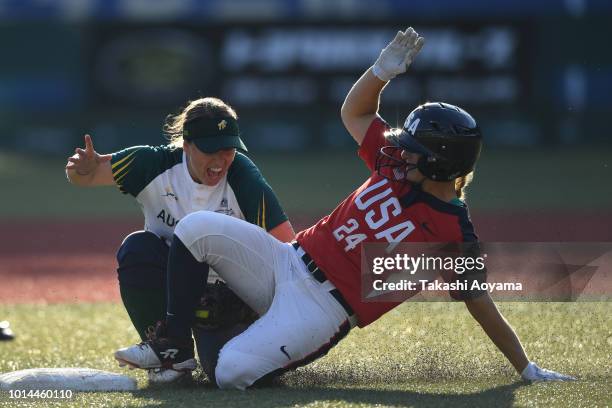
[66,97,295,383]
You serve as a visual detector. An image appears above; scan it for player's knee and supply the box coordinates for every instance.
[215,348,264,390]
[175,211,226,245]
[116,231,168,288]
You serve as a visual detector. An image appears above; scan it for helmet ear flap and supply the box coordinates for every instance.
[417,154,461,181]
[417,155,440,180]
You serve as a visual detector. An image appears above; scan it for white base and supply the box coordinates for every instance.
[0,368,137,391]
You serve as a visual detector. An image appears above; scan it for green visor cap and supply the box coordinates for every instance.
[183,116,248,153]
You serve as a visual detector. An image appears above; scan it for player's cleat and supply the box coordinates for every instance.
[114,321,196,372]
[0,321,15,341]
[147,368,193,384]
[521,362,576,382]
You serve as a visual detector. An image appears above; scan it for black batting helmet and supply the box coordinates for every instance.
[377,102,482,182]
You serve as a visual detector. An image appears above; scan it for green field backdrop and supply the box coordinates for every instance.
[1,148,611,219]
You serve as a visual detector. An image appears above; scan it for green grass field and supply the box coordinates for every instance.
[1,302,610,407]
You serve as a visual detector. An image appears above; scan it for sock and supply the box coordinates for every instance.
[166,234,209,339]
[119,285,166,341]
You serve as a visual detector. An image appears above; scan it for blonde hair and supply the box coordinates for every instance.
[164,97,238,149]
[454,171,474,200]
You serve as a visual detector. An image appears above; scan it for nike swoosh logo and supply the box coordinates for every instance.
[280,345,291,360]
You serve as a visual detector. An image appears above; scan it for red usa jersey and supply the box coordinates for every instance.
[296,117,478,327]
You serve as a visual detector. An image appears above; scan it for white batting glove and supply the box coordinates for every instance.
[521,362,576,382]
[372,27,425,82]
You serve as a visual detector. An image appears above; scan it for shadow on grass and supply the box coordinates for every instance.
[130,381,524,408]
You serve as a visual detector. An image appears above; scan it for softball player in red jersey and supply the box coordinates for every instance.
[116,27,575,388]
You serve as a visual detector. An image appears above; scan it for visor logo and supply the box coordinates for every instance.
[218,120,227,130]
[405,118,420,136]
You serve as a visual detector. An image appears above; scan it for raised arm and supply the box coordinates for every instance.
[341,27,424,145]
[65,134,114,186]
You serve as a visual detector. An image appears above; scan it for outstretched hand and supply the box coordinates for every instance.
[521,362,576,382]
[66,134,110,176]
[372,27,425,82]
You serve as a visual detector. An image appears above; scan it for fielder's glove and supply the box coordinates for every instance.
[521,362,576,382]
[372,27,425,82]
[193,280,258,330]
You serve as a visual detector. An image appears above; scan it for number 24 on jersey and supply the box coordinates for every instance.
[333,179,415,252]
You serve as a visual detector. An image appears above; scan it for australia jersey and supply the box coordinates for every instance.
[110,145,287,245]
[296,118,478,327]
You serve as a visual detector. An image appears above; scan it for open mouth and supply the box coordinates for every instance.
[207,167,223,179]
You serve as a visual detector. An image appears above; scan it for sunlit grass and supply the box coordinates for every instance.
[1,302,610,407]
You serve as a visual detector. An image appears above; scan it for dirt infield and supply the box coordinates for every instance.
[0,219,140,304]
[1,211,610,304]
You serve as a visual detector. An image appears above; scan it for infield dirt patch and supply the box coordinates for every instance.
[1,211,610,304]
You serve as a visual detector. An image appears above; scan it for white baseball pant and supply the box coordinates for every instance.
[174,210,354,390]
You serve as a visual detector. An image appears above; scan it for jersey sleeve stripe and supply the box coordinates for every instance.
[111,150,139,170]
[257,201,262,228]
[256,193,267,229]
[115,169,132,185]
[114,160,135,185]
[261,194,266,230]
[112,157,136,179]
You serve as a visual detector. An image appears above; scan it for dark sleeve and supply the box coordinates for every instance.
[448,241,488,301]
[449,210,487,301]
[357,117,390,172]
[110,145,182,197]
[227,153,289,231]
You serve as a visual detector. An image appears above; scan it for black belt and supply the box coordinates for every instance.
[292,242,355,318]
